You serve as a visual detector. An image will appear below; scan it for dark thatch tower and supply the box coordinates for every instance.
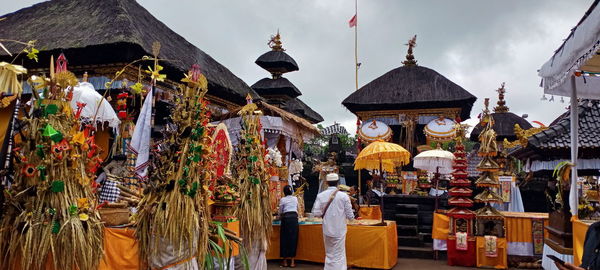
[0,0,258,112]
[251,32,323,124]
[342,36,476,152]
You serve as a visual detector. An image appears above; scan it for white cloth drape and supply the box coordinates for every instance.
[247,239,267,270]
[433,239,447,251]
[526,158,600,172]
[541,244,574,270]
[128,88,152,180]
[539,2,600,99]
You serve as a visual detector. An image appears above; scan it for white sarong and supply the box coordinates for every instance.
[324,235,347,270]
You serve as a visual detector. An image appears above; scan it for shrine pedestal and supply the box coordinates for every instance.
[545,210,573,255]
[447,237,476,267]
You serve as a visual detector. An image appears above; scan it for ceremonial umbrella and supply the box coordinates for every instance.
[354,140,411,224]
[413,148,455,209]
[413,148,455,174]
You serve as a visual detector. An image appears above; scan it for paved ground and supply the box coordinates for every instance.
[267,258,479,269]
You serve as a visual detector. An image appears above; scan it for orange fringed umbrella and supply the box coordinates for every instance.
[354,141,411,225]
[354,141,411,171]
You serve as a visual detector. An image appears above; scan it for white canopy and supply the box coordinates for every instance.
[538,1,600,217]
[539,1,600,98]
[214,116,315,146]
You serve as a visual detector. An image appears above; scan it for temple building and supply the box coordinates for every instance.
[251,32,323,124]
[342,36,476,153]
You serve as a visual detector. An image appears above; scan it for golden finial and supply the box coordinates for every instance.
[494,82,509,113]
[152,41,161,58]
[402,35,417,66]
[268,30,284,52]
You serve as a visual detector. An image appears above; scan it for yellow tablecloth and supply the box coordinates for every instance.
[476,236,507,269]
[572,218,592,267]
[359,205,382,220]
[267,221,398,269]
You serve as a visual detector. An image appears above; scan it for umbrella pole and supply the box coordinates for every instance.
[434,166,440,211]
[379,156,385,225]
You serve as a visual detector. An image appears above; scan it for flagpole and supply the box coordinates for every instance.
[354,0,358,91]
[354,0,363,203]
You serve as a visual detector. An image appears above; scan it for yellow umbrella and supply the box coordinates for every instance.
[354,141,411,171]
[354,141,411,225]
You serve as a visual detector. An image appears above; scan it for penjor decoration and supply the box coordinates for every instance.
[0,56,104,270]
[136,63,212,269]
[234,94,272,263]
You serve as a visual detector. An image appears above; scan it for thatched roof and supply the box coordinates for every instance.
[510,100,600,160]
[255,51,299,74]
[0,0,257,105]
[283,98,324,124]
[470,112,532,141]
[215,100,319,134]
[251,77,301,99]
[342,65,476,120]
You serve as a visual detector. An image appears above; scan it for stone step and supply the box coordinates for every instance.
[395,204,419,214]
[397,225,418,236]
[398,236,421,247]
[395,214,418,225]
[419,232,433,243]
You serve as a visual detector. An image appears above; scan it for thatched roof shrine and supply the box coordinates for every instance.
[0,0,257,105]
[342,65,476,120]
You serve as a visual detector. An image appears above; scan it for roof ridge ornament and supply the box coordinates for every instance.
[268,30,284,52]
[494,82,509,113]
[402,35,418,66]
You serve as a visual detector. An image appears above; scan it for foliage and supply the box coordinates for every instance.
[304,124,357,160]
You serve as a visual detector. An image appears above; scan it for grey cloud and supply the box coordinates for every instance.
[0,0,594,133]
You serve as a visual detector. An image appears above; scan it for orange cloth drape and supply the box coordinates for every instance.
[572,218,591,267]
[432,213,450,240]
[0,101,15,147]
[267,221,398,269]
[94,128,111,161]
[476,236,507,269]
[359,205,382,220]
[98,227,141,270]
[502,212,549,242]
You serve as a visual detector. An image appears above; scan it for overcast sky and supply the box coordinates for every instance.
[1,0,594,133]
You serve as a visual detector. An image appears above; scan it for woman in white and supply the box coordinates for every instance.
[279,185,299,267]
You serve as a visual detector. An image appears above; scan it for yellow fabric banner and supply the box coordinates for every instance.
[432,213,449,240]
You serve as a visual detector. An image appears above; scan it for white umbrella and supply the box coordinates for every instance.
[69,82,120,129]
[413,148,455,174]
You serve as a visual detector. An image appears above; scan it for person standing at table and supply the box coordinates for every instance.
[311,173,355,270]
[279,185,299,268]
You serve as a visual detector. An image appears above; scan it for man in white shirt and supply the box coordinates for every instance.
[311,173,355,270]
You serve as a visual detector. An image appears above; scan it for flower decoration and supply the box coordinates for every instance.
[145,64,166,82]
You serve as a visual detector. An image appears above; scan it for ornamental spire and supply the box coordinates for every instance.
[494,82,509,113]
[402,35,417,66]
[268,30,284,51]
